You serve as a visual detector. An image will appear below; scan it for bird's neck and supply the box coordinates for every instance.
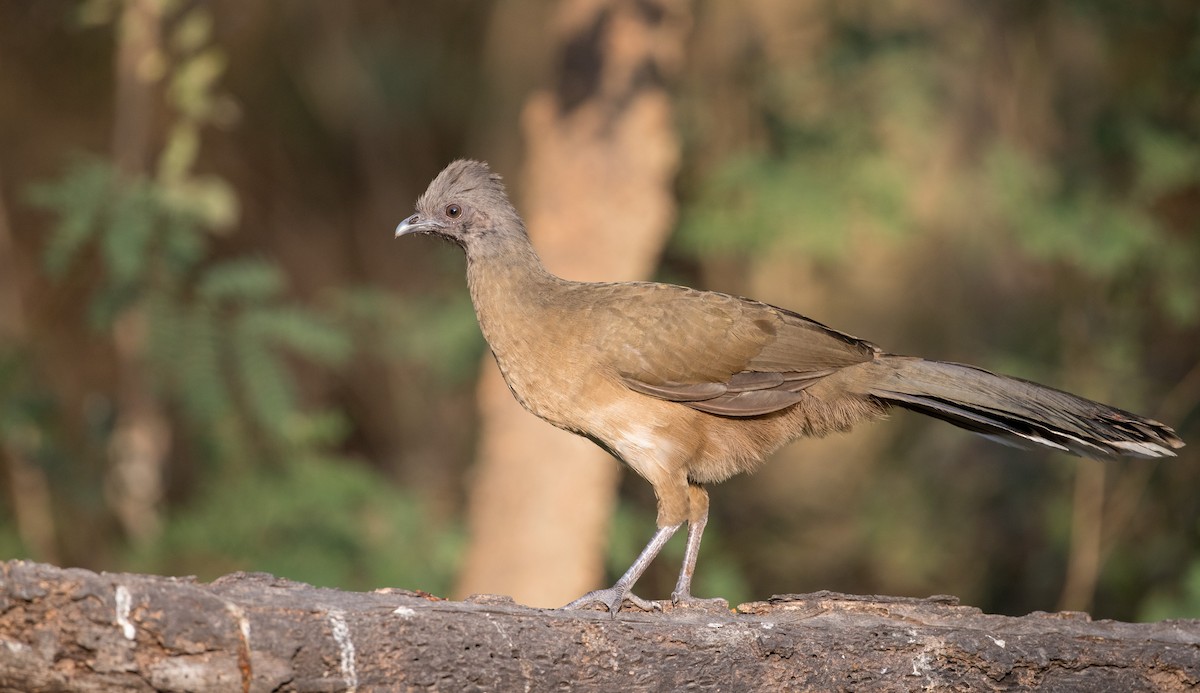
[464,230,566,352]
[463,229,594,429]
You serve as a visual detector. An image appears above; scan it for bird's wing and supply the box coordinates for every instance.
[580,282,880,417]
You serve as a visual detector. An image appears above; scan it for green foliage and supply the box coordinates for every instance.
[12,0,474,592]
[24,153,463,590]
[329,287,484,384]
[29,161,209,328]
[985,145,1156,273]
[1139,559,1200,622]
[30,159,355,471]
[984,131,1200,325]
[0,345,67,493]
[130,456,462,592]
[1131,125,1200,201]
[676,23,928,265]
[0,343,83,563]
[0,520,27,563]
[28,159,122,279]
[678,151,910,263]
[0,346,48,447]
[159,4,240,231]
[196,257,285,300]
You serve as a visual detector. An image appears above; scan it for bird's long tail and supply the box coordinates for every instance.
[860,356,1184,459]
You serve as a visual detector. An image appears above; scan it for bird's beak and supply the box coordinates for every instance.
[394,213,440,238]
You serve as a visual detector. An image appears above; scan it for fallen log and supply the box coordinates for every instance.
[0,560,1197,691]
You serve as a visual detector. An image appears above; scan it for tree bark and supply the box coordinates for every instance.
[456,0,692,607]
[105,0,171,545]
[2,561,1198,692]
[0,168,60,565]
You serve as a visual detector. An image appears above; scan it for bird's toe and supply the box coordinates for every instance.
[670,592,730,613]
[561,588,661,615]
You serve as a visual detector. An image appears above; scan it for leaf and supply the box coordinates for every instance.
[133,457,462,591]
[28,160,114,278]
[158,122,201,184]
[244,307,353,366]
[197,259,285,302]
[173,303,232,424]
[103,181,158,286]
[233,327,295,438]
[985,144,1162,278]
[86,284,138,330]
[170,47,228,120]
[284,409,351,449]
[76,0,118,27]
[162,175,240,232]
[161,211,206,272]
[1131,124,1200,201]
[171,8,213,55]
[386,296,483,383]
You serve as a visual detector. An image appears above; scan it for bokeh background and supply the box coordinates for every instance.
[0,0,1198,622]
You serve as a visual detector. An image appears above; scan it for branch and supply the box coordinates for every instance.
[0,560,1196,692]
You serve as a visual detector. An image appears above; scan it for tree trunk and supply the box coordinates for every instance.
[0,168,59,564]
[105,0,171,545]
[2,561,1197,692]
[455,0,692,607]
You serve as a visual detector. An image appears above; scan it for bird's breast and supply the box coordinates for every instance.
[472,301,601,432]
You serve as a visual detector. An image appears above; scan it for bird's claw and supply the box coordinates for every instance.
[622,593,662,612]
[670,592,731,613]
[562,587,661,615]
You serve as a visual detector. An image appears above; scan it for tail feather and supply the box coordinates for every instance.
[862,357,1184,459]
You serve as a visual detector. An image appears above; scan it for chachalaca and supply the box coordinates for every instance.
[395,159,1185,614]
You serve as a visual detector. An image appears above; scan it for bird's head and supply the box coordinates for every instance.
[395,159,525,252]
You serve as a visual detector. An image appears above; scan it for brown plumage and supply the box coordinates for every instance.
[395,159,1184,614]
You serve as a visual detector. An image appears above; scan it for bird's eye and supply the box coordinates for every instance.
[445,204,461,218]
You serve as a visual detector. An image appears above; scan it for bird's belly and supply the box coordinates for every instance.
[491,350,590,432]
[494,352,681,472]
[494,349,787,483]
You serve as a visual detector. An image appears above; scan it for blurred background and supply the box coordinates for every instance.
[0,0,1198,622]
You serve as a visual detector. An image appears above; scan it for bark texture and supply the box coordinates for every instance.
[2,561,1198,692]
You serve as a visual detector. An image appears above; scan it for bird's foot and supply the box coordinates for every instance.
[562,587,661,615]
[669,591,731,613]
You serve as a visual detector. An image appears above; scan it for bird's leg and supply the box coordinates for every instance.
[670,486,729,611]
[562,522,680,615]
[670,509,706,602]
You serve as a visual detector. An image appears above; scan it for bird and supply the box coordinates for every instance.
[394,159,1184,614]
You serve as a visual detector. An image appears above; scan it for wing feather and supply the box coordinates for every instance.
[575,281,880,417]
